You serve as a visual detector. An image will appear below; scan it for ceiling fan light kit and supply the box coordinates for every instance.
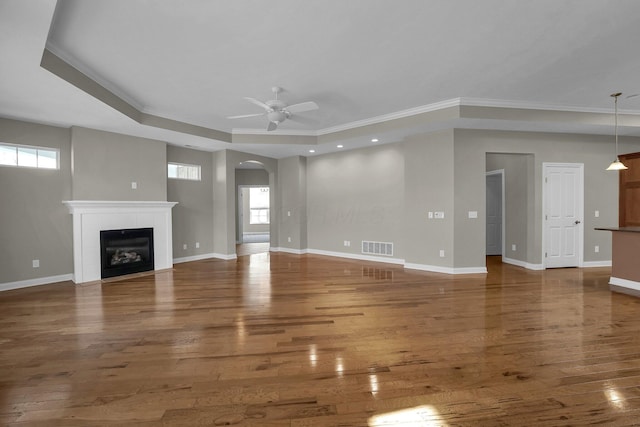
[606,92,628,171]
[227,86,319,131]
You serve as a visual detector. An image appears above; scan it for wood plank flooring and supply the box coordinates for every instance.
[1,253,640,426]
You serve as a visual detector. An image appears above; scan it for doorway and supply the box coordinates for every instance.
[486,170,504,256]
[237,185,271,244]
[543,163,584,268]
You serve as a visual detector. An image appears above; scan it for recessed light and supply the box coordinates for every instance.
[337,145,344,148]
[371,138,379,143]
[309,149,315,153]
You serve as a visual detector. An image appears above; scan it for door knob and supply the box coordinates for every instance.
[575,220,581,225]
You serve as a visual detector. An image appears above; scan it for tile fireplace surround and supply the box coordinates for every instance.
[63,201,177,284]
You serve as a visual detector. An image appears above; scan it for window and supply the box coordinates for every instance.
[249,187,270,224]
[168,162,201,181]
[0,143,59,169]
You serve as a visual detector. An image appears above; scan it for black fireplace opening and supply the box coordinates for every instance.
[100,227,154,279]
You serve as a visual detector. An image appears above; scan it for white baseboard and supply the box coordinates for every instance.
[502,257,544,270]
[173,253,217,264]
[212,252,237,261]
[0,273,74,292]
[306,248,405,265]
[405,263,487,274]
[610,277,640,292]
[270,247,308,255]
[582,260,612,268]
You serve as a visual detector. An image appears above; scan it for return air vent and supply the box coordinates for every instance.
[362,240,394,256]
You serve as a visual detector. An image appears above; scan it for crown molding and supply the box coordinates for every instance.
[232,128,318,137]
[458,97,640,115]
[316,98,463,136]
[44,42,145,112]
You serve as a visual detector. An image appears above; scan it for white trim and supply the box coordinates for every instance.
[63,200,178,212]
[317,98,462,136]
[405,263,454,274]
[453,267,488,274]
[232,128,318,136]
[502,257,545,270]
[0,274,73,292]
[405,263,487,275]
[610,277,640,292]
[173,253,216,264]
[306,248,405,265]
[270,247,308,255]
[582,260,612,268]
[225,97,640,140]
[212,252,237,261]
[62,200,177,283]
[459,97,640,115]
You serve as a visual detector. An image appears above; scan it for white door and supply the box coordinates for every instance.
[544,163,583,268]
[486,171,503,256]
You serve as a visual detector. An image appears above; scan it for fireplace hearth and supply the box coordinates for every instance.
[100,228,154,279]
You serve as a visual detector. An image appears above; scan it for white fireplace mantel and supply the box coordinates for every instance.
[63,200,178,284]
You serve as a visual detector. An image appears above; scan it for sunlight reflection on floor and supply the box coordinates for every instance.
[368,405,448,427]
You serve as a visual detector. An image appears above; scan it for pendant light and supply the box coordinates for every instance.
[606,92,628,171]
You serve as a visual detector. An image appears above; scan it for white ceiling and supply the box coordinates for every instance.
[2,0,640,158]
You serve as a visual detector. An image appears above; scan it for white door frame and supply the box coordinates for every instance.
[542,162,584,268]
[486,169,505,259]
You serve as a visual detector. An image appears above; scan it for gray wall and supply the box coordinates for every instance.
[278,156,308,251]
[307,144,404,256]
[454,129,640,267]
[71,127,167,201]
[402,130,455,267]
[167,145,214,259]
[0,119,73,283]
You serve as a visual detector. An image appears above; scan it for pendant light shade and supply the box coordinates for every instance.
[606,92,628,171]
[606,159,628,170]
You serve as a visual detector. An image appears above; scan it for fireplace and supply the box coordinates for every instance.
[100,228,154,279]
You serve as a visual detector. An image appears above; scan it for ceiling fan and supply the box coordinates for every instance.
[227,86,319,131]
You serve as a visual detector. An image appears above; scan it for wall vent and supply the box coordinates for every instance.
[362,241,394,256]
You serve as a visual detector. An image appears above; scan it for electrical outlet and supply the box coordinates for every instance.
[195,242,200,248]
[131,181,137,189]
[595,210,600,218]
[288,237,291,243]
[512,244,516,251]
[439,249,445,257]
[32,259,39,268]
[468,211,478,219]
[183,244,187,250]
[595,245,600,253]
[287,211,291,217]
[344,240,350,247]
[434,211,445,219]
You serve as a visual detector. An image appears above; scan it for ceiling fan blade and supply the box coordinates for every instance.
[244,97,271,111]
[286,101,318,113]
[227,113,265,119]
[267,121,278,131]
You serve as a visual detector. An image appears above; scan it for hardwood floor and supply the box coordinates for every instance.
[2,254,640,426]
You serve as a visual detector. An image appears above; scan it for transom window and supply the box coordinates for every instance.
[168,162,201,181]
[0,143,59,169]
[249,187,270,224]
